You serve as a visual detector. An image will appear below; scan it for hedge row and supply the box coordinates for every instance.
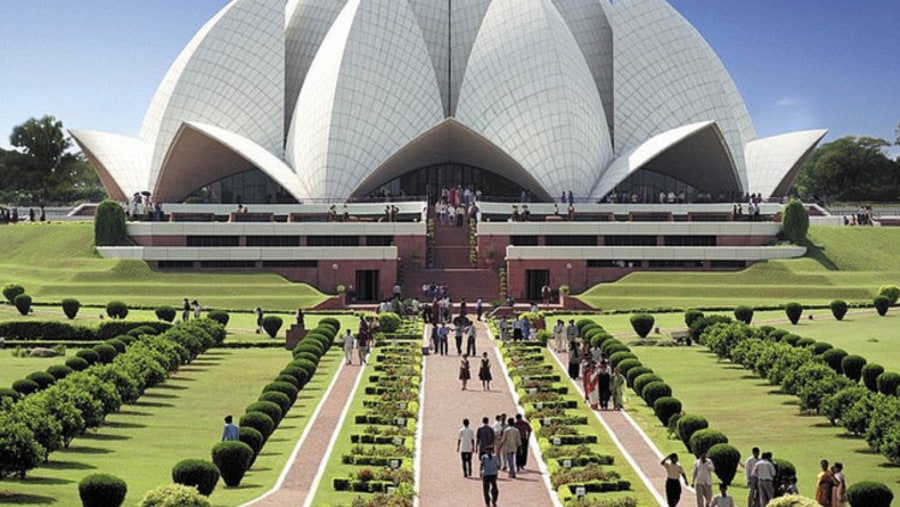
[0,319,224,480]
[0,319,172,341]
[699,318,900,466]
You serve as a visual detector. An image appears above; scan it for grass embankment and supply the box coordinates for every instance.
[0,222,327,310]
[577,226,900,310]
[564,313,900,499]
[0,315,356,506]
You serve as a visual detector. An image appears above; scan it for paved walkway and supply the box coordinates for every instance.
[418,322,557,507]
[548,348,697,507]
[245,359,363,507]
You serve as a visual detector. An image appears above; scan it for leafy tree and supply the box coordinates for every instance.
[0,411,44,479]
[781,199,809,244]
[794,136,900,201]
[95,201,128,246]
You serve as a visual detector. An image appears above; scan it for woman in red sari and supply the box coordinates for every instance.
[815,459,834,506]
[581,359,594,403]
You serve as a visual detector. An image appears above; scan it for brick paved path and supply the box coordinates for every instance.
[549,348,697,507]
[418,322,557,507]
[245,360,363,507]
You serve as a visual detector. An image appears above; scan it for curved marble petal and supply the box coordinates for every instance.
[745,129,828,198]
[69,130,151,201]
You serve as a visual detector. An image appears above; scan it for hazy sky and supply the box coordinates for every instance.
[1,0,897,153]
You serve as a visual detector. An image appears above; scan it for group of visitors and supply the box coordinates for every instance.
[844,206,875,226]
[814,459,847,507]
[340,316,374,366]
[458,414,534,507]
[457,351,493,391]
[661,452,736,507]
[436,184,479,226]
[496,314,545,342]
[0,206,43,223]
[431,319,476,356]
[182,298,202,321]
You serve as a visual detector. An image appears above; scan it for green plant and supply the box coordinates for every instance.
[239,411,275,440]
[156,305,176,322]
[689,429,728,457]
[841,355,867,382]
[629,313,655,338]
[707,443,741,485]
[11,378,41,396]
[641,381,672,407]
[653,396,682,426]
[47,364,74,380]
[625,367,653,388]
[207,310,229,327]
[172,459,220,496]
[684,309,704,327]
[211,441,254,487]
[733,305,754,324]
[259,391,292,415]
[873,295,891,316]
[14,294,32,315]
[862,364,885,392]
[616,359,643,377]
[784,302,803,324]
[94,199,128,246]
[92,343,118,363]
[632,373,663,397]
[106,300,128,319]
[3,283,25,304]
[876,371,900,396]
[238,426,264,459]
[830,300,848,321]
[377,312,401,332]
[262,315,283,338]
[766,494,818,506]
[877,284,900,305]
[246,401,283,426]
[781,198,809,243]
[846,481,894,507]
[26,371,56,390]
[676,414,709,450]
[821,348,848,373]
[138,484,212,507]
[78,473,127,507]
[66,356,90,371]
[61,298,81,319]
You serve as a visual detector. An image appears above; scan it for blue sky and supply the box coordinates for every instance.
[1,0,897,154]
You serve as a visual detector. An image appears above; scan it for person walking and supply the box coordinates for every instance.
[661,453,687,507]
[183,298,191,322]
[831,462,847,507]
[453,315,466,355]
[357,325,369,366]
[711,483,735,507]
[513,414,532,471]
[744,447,760,507]
[692,451,715,507]
[438,323,450,355]
[568,342,581,380]
[254,306,264,334]
[499,418,521,478]
[476,417,495,462]
[815,459,835,507]
[342,329,354,365]
[481,449,500,507]
[492,415,504,469]
[221,415,239,441]
[191,299,201,319]
[479,352,493,391]
[466,322,477,357]
[612,366,626,410]
[476,297,484,321]
[752,452,777,506]
[553,319,565,352]
[597,359,612,410]
[457,418,475,478]
[459,354,471,390]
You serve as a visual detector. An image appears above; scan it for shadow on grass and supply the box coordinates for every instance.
[142,392,177,399]
[42,460,95,471]
[79,432,129,442]
[65,445,112,455]
[117,409,152,417]
[802,240,840,271]
[135,401,174,408]
[0,492,57,504]
[15,476,73,486]
[155,383,188,391]
[104,420,146,429]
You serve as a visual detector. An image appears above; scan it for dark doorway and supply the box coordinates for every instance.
[355,270,379,303]
[525,270,550,301]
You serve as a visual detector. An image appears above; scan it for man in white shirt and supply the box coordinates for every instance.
[691,452,715,507]
[711,483,735,507]
[744,447,760,507]
[752,452,777,507]
[457,418,475,478]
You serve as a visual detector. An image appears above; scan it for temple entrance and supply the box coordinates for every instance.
[373,163,529,203]
[525,269,550,302]
[355,270,379,303]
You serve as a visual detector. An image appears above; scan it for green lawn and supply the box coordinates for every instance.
[0,345,344,506]
[0,223,327,311]
[577,226,900,311]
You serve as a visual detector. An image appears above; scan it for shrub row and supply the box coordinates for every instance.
[0,319,172,341]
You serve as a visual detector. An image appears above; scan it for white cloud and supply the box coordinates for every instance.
[774,97,803,107]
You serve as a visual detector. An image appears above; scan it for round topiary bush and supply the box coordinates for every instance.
[632,373,663,397]
[876,371,900,396]
[245,401,283,426]
[782,198,809,244]
[207,311,229,327]
[240,412,275,440]
[653,396,682,426]
[2,283,25,304]
[784,302,803,324]
[14,294,32,316]
[76,348,101,365]
[862,364,885,392]
[641,381,673,407]
[684,309,704,327]
[602,341,630,357]
[873,296,891,316]
[61,298,81,320]
[810,341,833,356]
[841,355,867,382]
[66,356,90,371]
[782,333,801,346]
[293,351,320,366]
[262,381,299,404]
[293,341,325,359]
[94,199,127,247]
[821,348,848,373]
[78,473,127,507]
[846,480,894,507]
[105,339,127,354]
[677,414,709,449]
[707,443,741,485]
[609,351,637,368]
[239,427,264,461]
[259,391,292,415]
[12,378,41,396]
[92,343,118,364]
[275,373,301,388]
[0,387,20,402]
[689,429,728,457]
[630,313,655,338]
[626,367,654,388]
[172,458,220,496]
[211,441,254,487]
[47,364,74,380]
[106,301,128,319]
[156,305,176,322]
[878,285,900,305]
[290,359,318,379]
[775,458,797,485]
[795,337,816,348]
[262,315,283,338]
[25,371,56,390]
[766,495,818,507]
[733,306,754,325]
[830,300,848,321]
[138,483,212,507]
[616,359,643,377]
[377,312,401,332]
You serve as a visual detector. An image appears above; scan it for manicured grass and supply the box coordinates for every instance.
[0,344,345,506]
[0,351,60,387]
[577,226,900,311]
[0,223,327,311]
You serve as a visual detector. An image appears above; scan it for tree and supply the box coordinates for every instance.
[793,136,899,201]
[781,199,809,244]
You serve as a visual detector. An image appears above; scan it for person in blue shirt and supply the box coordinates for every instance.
[222,415,239,441]
[481,448,500,507]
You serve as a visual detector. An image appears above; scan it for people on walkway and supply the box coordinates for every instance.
[255,306,264,333]
[459,354,471,390]
[499,417,521,478]
[597,359,612,410]
[815,459,835,507]
[481,449,500,507]
[221,415,239,441]
[711,483,735,507]
[453,315,466,354]
[612,366,626,410]
[832,462,847,507]
[479,352,492,391]
[514,413,532,471]
[744,447,760,507]
[661,453,687,507]
[476,297,484,321]
[752,451,777,506]
[458,418,475,478]
[183,298,191,322]
[568,342,581,380]
[476,417,495,463]
[553,319,565,352]
[438,323,450,355]
[342,329,354,365]
[466,322,477,357]
[583,358,595,405]
[692,451,715,507]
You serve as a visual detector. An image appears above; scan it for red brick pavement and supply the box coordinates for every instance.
[417,322,558,507]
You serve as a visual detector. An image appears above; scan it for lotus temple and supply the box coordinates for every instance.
[72,0,826,305]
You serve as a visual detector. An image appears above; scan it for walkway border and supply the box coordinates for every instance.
[241,356,349,507]
[487,326,564,507]
[412,326,429,507]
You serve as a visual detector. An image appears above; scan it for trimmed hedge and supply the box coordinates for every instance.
[138,484,211,507]
[653,396,682,426]
[14,294,32,316]
[862,364,885,392]
[78,473,127,507]
[846,480,893,507]
[784,302,803,324]
[207,311,229,327]
[377,312,401,332]
[239,412,275,440]
[2,283,25,304]
[25,371,56,390]
[873,296,891,316]
[878,285,900,305]
[822,348,848,373]
[211,441,254,487]
[94,199,127,246]
[677,414,709,450]
[238,427,264,460]
[625,367,653,388]
[106,301,128,320]
[830,300,848,321]
[876,372,900,396]
[841,355,867,382]
[684,309,704,327]
[733,306,754,325]
[632,373,663,397]
[65,357,90,371]
[263,381,299,404]
[172,459,220,496]
[156,306,176,323]
[46,364,74,380]
[262,316,283,338]
[630,313,655,338]
[246,401,283,426]
[11,378,41,396]
[641,381,672,407]
[707,443,741,485]
[62,298,81,320]
[689,429,728,457]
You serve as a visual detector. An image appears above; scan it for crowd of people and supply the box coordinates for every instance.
[843,206,876,226]
[435,185,480,226]
[458,413,534,507]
